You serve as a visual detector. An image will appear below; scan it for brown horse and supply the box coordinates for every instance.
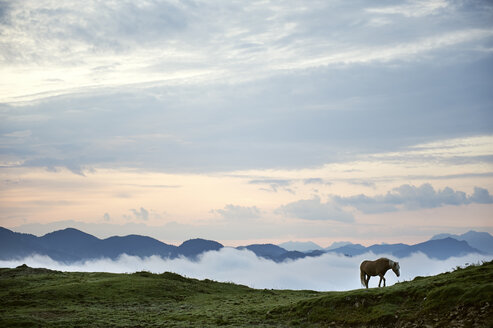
[360,257,400,288]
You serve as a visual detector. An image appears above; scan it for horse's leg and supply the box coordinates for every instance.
[366,275,370,288]
[378,275,386,287]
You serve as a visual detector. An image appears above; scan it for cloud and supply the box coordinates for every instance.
[249,179,294,193]
[213,204,261,220]
[21,158,88,176]
[1,250,490,291]
[276,196,354,222]
[469,187,493,204]
[129,207,149,221]
[332,184,493,214]
[3,130,31,138]
[366,0,449,18]
[303,178,331,185]
[1,1,492,175]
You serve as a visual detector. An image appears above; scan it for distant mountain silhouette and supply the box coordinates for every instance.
[237,244,325,262]
[101,235,177,259]
[394,237,481,260]
[431,230,493,254]
[0,227,63,260]
[0,227,213,263]
[325,243,367,256]
[237,244,286,258]
[278,241,324,252]
[325,241,353,250]
[0,227,487,263]
[38,228,102,261]
[178,239,223,260]
[327,238,483,260]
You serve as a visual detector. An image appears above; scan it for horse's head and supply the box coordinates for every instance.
[392,261,400,277]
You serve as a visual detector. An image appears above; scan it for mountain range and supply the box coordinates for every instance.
[0,227,490,263]
[279,240,354,252]
[430,230,493,254]
[325,238,484,260]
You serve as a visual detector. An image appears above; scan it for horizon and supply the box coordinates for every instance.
[1,1,493,247]
[2,224,489,249]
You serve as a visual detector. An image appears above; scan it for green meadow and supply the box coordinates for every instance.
[1,261,491,327]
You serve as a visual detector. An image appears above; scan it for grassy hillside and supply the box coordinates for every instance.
[0,261,491,327]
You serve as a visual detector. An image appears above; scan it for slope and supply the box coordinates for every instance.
[269,260,493,327]
[0,261,491,327]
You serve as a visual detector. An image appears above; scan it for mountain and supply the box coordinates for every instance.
[394,237,482,260]
[237,244,326,262]
[238,244,287,258]
[0,227,56,260]
[39,228,102,261]
[101,235,177,259]
[326,243,367,256]
[237,244,291,262]
[367,243,410,256]
[0,227,488,263]
[0,227,214,263]
[325,241,353,250]
[431,230,493,254]
[278,241,324,252]
[327,238,482,260]
[178,239,223,259]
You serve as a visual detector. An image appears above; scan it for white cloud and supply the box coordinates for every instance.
[1,250,490,291]
[470,187,493,204]
[276,196,354,222]
[129,207,149,221]
[214,204,261,220]
[332,184,493,214]
[2,0,492,103]
[368,135,493,165]
[0,1,491,174]
[278,29,493,70]
[2,130,32,138]
[366,0,449,18]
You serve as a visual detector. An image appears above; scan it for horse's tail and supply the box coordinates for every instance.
[360,268,366,287]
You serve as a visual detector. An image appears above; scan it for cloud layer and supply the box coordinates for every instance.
[1,1,492,245]
[332,184,493,214]
[1,0,492,173]
[1,249,490,291]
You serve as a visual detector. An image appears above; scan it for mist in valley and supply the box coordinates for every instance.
[2,249,490,291]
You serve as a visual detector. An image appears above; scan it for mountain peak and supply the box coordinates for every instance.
[41,227,100,242]
[178,238,223,258]
[179,238,223,247]
[430,230,493,254]
[278,241,323,252]
[43,227,96,237]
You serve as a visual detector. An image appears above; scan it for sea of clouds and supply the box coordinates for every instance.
[1,249,491,291]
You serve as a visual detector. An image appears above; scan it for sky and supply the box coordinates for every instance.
[1,0,493,247]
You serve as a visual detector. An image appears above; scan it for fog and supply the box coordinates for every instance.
[1,249,490,291]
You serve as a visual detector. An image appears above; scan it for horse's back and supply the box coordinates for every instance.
[361,259,382,275]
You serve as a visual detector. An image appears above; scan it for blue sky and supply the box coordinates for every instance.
[0,0,492,246]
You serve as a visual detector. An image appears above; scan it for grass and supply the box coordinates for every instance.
[0,261,492,327]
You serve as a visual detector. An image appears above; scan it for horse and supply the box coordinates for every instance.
[360,257,400,288]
